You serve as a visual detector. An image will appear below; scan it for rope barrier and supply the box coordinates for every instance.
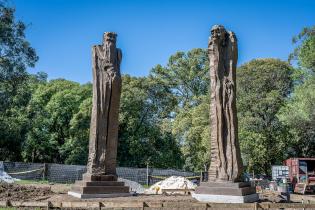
[7,168,43,175]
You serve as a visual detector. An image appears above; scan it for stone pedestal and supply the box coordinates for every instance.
[68,174,130,199]
[192,182,258,203]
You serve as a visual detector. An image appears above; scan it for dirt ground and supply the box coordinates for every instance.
[0,182,196,202]
[0,182,313,203]
[0,182,54,201]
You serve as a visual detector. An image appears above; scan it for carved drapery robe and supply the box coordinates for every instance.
[208,25,243,182]
[87,32,122,176]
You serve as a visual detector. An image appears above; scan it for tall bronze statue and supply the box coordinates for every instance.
[193,25,258,203]
[69,32,129,198]
[87,32,122,176]
[207,25,243,182]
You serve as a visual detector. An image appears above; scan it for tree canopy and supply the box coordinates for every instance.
[0,2,40,161]
[289,26,315,73]
[237,59,294,174]
[278,76,315,157]
[278,25,315,160]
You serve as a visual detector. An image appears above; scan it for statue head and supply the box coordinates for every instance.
[103,32,117,44]
[210,25,226,43]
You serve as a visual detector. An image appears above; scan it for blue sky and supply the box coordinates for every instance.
[12,0,315,84]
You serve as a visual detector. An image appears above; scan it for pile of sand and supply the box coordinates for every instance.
[145,176,197,195]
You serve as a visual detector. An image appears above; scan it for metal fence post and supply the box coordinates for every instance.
[146,162,149,186]
[43,163,48,181]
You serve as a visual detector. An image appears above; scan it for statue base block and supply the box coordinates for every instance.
[67,191,131,199]
[68,174,130,199]
[192,182,259,203]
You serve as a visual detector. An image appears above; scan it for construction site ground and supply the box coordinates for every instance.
[0,181,313,202]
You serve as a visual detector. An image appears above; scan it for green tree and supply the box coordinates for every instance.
[61,97,92,165]
[150,48,210,171]
[278,75,315,157]
[118,75,183,168]
[172,95,210,171]
[237,58,294,174]
[150,48,209,107]
[23,75,183,168]
[278,26,315,159]
[289,26,315,72]
[23,80,92,163]
[0,2,39,161]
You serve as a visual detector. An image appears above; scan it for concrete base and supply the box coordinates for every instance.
[68,173,130,199]
[68,191,132,199]
[192,181,259,203]
[191,192,259,203]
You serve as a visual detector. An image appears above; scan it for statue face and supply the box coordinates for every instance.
[211,25,226,42]
[103,32,117,44]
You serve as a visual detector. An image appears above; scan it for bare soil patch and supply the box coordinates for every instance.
[0,182,54,201]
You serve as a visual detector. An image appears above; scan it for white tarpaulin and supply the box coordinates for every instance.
[0,162,20,183]
[145,176,197,194]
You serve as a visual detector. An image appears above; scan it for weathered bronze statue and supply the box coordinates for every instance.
[69,32,129,198]
[193,25,258,203]
[207,25,243,182]
[87,32,122,176]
